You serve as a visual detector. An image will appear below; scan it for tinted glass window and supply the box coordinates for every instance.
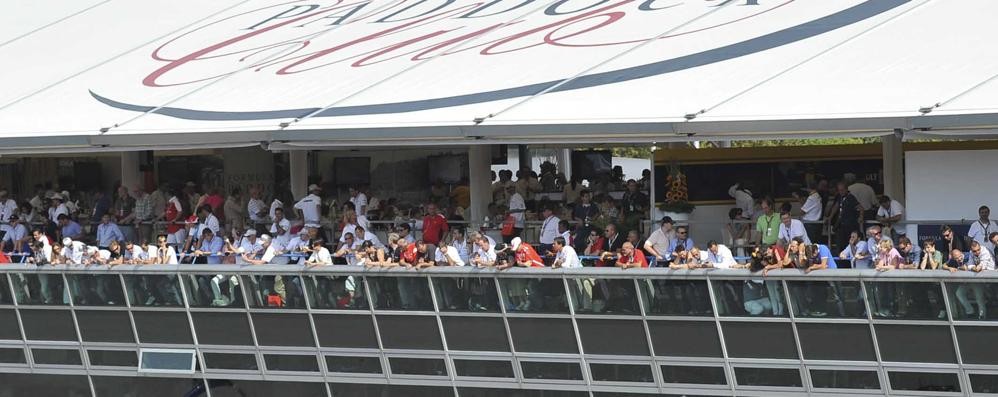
[797,323,875,361]
[304,275,369,310]
[661,365,726,385]
[0,309,21,340]
[390,357,447,376]
[207,380,327,397]
[243,274,306,309]
[499,277,569,314]
[787,281,865,318]
[204,353,258,371]
[123,275,183,307]
[369,276,433,311]
[875,324,956,363]
[31,349,82,366]
[313,314,379,348]
[75,310,135,343]
[647,320,721,358]
[0,348,25,364]
[956,326,998,364]
[88,350,138,367]
[0,373,90,396]
[459,388,588,397]
[0,275,12,305]
[20,309,76,341]
[328,383,453,397]
[12,274,66,306]
[454,359,514,378]
[183,274,245,308]
[326,355,381,374]
[441,316,509,352]
[264,354,318,372]
[590,363,653,383]
[251,313,315,347]
[867,282,945,320]
[810,369,880,390]
[133,311,192,344]
[92,376,204,397]
[571,278,640,315]
[577,319,648,356]
[521,361,583,380]
[640,279,713,316]
[889,372,960,392]
[734,367,802,387]
[140,350,194,371]
[722,322,797,359]
[376,315,442,350]
[714,280,787,317]
[192,312,253,346]
[970,374,998,394]
[507,318,577,354]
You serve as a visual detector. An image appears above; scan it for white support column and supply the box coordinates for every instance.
[557,148,572,180]
[882,134,905,205]
[648,149,657,221]
[469,145,492,227]
[121,151,141,190]
[290,150,308,201]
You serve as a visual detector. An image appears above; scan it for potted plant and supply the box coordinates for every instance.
[656,165,695,221]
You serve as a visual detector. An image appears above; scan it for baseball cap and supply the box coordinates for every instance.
[259,234,271,243]
[511,237,522,251]
[243,229,257,237]
[62,237,72,246]
[308,184,321,191]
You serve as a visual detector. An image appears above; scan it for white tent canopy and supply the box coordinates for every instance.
[1,0,997,152]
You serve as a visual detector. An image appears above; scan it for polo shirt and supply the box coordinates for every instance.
[969,220,998,249]
[539,215,560,244]
[308,247,332,265]
[801,192,822,221]
[61,221,83,239]
[645,227,673,258]
[247,198,267,222]
[294,194,322,224]
[618,250,648,268]
[422,214,449,245]
[707,245,737,268]
[434,247,465,266]
[96,223,124,247]
[756,212,781,245]
[514,244,545,267]
[778,219,811,244]
[876,200,905,219]
[556,245,582,268]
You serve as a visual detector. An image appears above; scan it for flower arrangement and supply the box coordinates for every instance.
[658,165,695,214]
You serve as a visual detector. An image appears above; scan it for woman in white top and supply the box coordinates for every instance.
[307,240,333,266]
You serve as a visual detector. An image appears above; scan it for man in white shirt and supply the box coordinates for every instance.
[0,190,17,223]
[778,211,811,246]
[241,234,281,265]
[728,183,755,219]
[644,216,675,263]
[352,226,383,250]
[796,185,823,243]
[538,206,560,254]
[434,242,465,266]
[194,205,221,238]
[61,237,87,265]
[845,173,878,213]
[96,214,125,249]
[956,240,996,319]
[269,197,283,222]
[235,229,264,264]
[558,220,572,245]
[307,239,333,266]
[551,237,581,268]
[876,195,905,238]
[269,207,291,248]
[349,187,368,216]
[968,205,998,251]
[48,194,69,224]
[2,215,28,252]
[506,185,526,241]
[294,184,323,225]
[247,187,267,226]
[706,241,737,269]
[470,235,497,267]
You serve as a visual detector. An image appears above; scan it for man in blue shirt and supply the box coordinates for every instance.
[666,226,695,263]
[58,214,83,242]
[193,228,224,265]
[95,214,123,249]
[839,231,872,269]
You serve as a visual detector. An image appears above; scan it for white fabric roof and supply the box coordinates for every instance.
[2,0,997,151]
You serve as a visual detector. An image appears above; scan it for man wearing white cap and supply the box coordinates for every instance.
[47,194,69,225]
[1,215,28,253]
[241,234,279,265]
[269,208,291,248]
[232,229,263,265]
[61,237,87,265]
[283,229,310,265]
[294,184,323,225]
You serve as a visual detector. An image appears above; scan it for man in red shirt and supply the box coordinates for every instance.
[421,203,449,245]
[616,242,648,269]
[511,237,545,268]
[400,240,432,269]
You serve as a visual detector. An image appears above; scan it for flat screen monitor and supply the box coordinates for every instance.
[571,150,612,181]
[427,154,468,184]
[333,157,370,186]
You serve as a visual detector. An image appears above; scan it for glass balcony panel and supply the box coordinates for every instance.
[123,275,183,307]
[889,371,960,393]
[956,326,998,364]
[0,275,13,305]
[589,363,654,383]
[66,274,125,306]
[786,281,864,318]
[797,323,876,361]
[313,314,379,348]
[945,281,997,321]
[865,281,946,320]
[243,274,305,309]
[251,313,315,347]
[810,369,880,390]
[722,322,798,360]
[713,279,788,317]
[647,320,722,358]
[875,324,956,363]
[367,276,433,311]
[460,388,587,397]
[10,273,66,305]
[376,315,442,350]
[639,279,712,316]
[303,274,368,310]
[133,311,193,344]
[569,278,639,315]
[507,318,578,354]
[182,274,244,308]
[431,277,499,312]
[499,277,568,313]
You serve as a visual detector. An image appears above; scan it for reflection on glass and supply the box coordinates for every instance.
[866,282,946,320]
[639,279,712,316]
[304,275,367,310]
[0,275,12,305]
[810,369,880,390]
[182,275,244,308]
[589,363,654,383]
[500,278,568,313]
[389,358,447,376]
[569,278,639,315]
[970,374,998,394]
[367,277,433,311]
[431,277,499,312]
[11,274,66,305]
[734,367,802,387]
[243,275,305,309]
[124,275,183,307]
[787,281,864,318]
[66,275,124,306]
[888,372,960,392]
[713,280,786,317]
[520,361,583,380]
[946,282,995,321]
